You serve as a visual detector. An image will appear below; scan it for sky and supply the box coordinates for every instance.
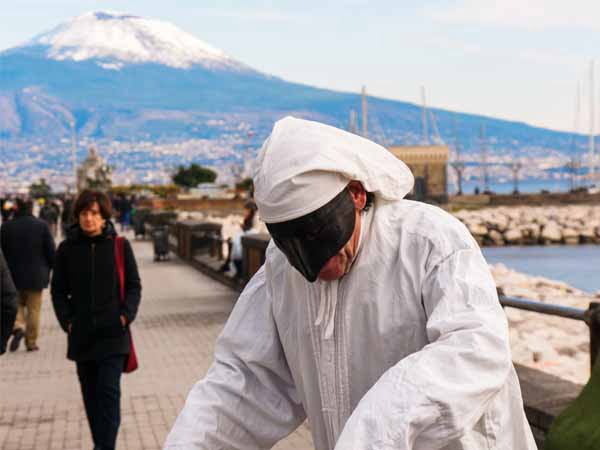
[2,0,600,132]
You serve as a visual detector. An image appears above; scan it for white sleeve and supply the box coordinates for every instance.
[164,266,306,449]
[334,248,512,450]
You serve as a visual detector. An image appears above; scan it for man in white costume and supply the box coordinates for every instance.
[165,117,537,450]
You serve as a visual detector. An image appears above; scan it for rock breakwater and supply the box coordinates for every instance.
[455,205,600,246]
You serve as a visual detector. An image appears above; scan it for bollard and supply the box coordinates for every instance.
[588,302,600,373]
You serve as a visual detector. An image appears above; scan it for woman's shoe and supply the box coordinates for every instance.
[9,329,24,352]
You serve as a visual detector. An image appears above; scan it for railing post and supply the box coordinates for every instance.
[588,302,600,372]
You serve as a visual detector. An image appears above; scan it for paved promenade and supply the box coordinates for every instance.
[0,235,313,450]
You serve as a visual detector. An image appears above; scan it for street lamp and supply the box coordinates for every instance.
[70,120,77,193]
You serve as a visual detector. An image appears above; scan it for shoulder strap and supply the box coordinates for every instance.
[114,236,125,302]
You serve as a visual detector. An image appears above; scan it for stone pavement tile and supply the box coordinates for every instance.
[1,235,313,449]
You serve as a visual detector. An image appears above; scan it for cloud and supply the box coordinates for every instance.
[428,0,600,30]
[192,7,308,24]
[424,35,483,55]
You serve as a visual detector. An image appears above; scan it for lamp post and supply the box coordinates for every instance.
[70,120,77,193]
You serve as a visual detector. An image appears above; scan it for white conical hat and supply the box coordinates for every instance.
[254,116,415,223]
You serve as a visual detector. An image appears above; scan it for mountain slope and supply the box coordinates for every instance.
[0,11,585,162]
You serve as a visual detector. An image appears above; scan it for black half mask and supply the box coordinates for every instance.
[266,188,356,282]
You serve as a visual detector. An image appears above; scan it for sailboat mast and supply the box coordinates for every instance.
[421,86,429,145]
[361,86,368,138]
[480,124,489,192]
[349,109,358,134]
[589,60,595,181]
[70,120,77,192]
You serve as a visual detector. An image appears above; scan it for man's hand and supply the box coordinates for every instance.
[67,323,72,333]
[120,315,127,327]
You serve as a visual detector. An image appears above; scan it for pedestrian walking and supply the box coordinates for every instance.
[39,198,59,238]
[118,194,133,232]
[1,197,15,222]
[0,197,6,223]
[51,189,141,450]
[1,198,55,352]
[0,247,17,355]
[61,195,74,238]
[220,200,258,278]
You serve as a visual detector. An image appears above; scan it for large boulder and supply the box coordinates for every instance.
[580,227,596,243]
[504,228,523,244]
[562,228,580,245]
[487,229,504,246]
[486,214,509,232]
[467,221,488,237]
[453,210,471,221]
[522,223,541,241]
[541,222,563,243]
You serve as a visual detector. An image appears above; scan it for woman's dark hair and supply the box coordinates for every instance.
[16,198,33,214]
[73,190,112,220]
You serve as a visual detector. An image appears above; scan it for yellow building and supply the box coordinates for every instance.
[388,145,449,202]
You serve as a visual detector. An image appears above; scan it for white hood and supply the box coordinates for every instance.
[253,116,415,223]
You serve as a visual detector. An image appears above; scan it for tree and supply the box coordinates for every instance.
[29,178,52,199]
[171,164,217,188]
[235,177,253,193]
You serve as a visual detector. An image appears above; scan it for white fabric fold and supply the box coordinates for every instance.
[316,280,338,340]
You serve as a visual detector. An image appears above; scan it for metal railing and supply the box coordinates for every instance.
[498,290,600,373]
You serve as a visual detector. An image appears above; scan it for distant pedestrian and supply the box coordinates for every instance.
[118,194,133,232]
[61,195,74,238]
[33,198,42,218]
[0,198,6,223]
[230,200,258,278]
[39,198,59,238]
[51,189,141,450]
[0,248,17,355]
[0,198,55,352]
[1,198,15,223]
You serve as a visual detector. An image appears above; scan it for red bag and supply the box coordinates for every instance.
[115,236,138,373]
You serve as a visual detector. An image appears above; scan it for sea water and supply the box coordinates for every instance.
[482,244,600,293]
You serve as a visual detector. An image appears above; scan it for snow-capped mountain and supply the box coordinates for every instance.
[0,10,579,165]
[21,11,245,71]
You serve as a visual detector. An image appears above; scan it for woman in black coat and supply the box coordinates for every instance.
[51,190,141,450]
[0,248,17,355]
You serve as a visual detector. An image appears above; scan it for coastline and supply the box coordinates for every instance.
[455,205,600,246]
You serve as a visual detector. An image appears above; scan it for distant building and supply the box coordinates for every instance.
[76,145,112,192]
[388,145,449,202]
[187,183,231,199]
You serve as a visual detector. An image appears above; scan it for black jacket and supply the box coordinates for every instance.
[51,221,141,361]
[40,204,59,224]
[0,248,17,353]
[0,212,55,290]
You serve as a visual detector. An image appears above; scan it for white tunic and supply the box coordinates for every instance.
[164,199,537,450]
